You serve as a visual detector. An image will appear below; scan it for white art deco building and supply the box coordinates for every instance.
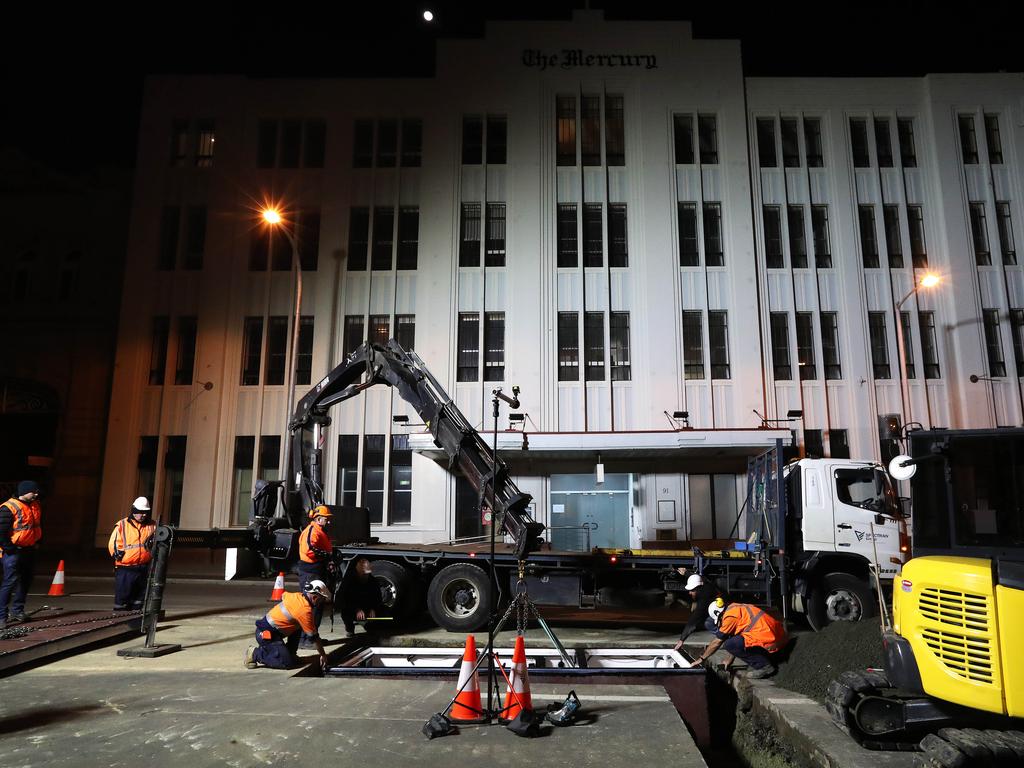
[96,11,1024,549]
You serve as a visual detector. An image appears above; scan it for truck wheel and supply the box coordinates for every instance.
[427,563,491,633]
[371,560,421,623]
[807,572,876,630]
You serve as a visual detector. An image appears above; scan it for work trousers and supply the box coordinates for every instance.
[253,616,300,669]
[722,634,773,670]
[0,548,34,622]
[114,565,149,610]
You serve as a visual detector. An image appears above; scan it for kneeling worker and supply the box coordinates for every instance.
[684,598,787,679]
[246,580,331,670]
[108,497,156,611]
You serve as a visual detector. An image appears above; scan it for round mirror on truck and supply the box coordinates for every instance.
[888,455,917,481]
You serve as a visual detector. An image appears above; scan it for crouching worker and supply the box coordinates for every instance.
[246,580,331,671]
[108,497,156,611]
[683,598,788,679]
[339,557,382,636]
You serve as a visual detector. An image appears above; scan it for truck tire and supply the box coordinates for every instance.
[807,572,877,630]
[427,563,491,633]
[371,560,421,623]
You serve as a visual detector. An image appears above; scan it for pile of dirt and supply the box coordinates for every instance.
[730,708,802,768]
[773,621,884,703]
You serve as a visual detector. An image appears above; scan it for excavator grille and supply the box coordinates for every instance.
[919,587,994,685]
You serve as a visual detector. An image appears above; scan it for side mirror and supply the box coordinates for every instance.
[874,514,885,525]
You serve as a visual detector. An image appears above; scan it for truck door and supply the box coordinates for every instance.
[830,465,900,576]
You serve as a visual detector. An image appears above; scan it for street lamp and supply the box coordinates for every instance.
[261,207,302,502]
[893,272,940,429]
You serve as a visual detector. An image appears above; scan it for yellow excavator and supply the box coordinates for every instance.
[827,428,1024,766]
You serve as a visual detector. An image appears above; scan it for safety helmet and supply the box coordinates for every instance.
[684,574,704,591]
[305,579,332,601]
[708,597,726,625]
[309,505,332,520]
[132,496,151,512]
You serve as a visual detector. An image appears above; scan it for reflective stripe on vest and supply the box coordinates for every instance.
[265,601,295,632]
[4,499,42,547]
[115,519,155,566]
[736,604,784,652]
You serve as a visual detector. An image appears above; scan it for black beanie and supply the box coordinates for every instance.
[17,480,40,497]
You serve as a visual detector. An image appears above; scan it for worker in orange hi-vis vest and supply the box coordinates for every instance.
[107,497,156,611]
[683,598,789,679]
[296,505,335,648]
[245,580,332,671]
[0,480,43,629]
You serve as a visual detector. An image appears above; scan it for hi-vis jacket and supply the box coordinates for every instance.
[0,497,42,553]
[264,592,318,637]
[298,521,332,564]
[715,603,788,652]
[107,517,156,567]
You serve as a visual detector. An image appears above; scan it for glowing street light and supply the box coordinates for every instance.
[423,9,434,22]
[262,208,283,225]
[894,272,941,428]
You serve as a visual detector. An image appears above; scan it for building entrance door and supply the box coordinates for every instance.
[550,473,630,550]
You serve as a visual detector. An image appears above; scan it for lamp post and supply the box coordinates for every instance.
[262,208,302,502]
[893,273,940,429]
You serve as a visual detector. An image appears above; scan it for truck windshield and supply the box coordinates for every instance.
[834,467,902,518]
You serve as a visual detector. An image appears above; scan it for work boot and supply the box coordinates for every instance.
[244,646,258,669]
[9,612,28,624]
[746,664,776,679]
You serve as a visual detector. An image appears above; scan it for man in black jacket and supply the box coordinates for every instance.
[673,571,725,651]
[339,557,383,636]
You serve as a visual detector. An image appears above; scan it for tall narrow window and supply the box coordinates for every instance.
[781,118,800,167]
[868,312,890,379]
[958,114,979,164]
[280,120,302,168]
[149,316,170,385]
[195,121,215,167]
[788,206,807,268]
[170,120,189,166]
[347,207,369,271]
[556,96,576,166]
[376,119,397,167]
[850,118,870,167]
[883,205,903,268]
[605,95,625,166]
[264,316,288,385]
[371,207,394,271]
[401,118,423,167]
[897,118,917,167]
[769,312,791,380]
[859,205,879,268]
[486,115,507,165]
[820,312,841,379]
[174,316,197,385]
[298,208,320,271]
[908,206,928,268]
[389,434,412,524]
[483,312,505,381]
[997,201,1017,265]
[678,202,699,266]
[983,309,1007,377]
[804,430,824,459]
[353,119,373,167]
[581,95,601,166]
[241,317,262,385]
[462,116,483,165]
[336,435,359,507]
[804,118,823,167]
[984,114,1003,164]
[874,118,893,167]
[343,316,364,358]
[270,226,291,271]
[296,316,314,385]
[457,313,480,382]
[397,207,419,270]
[304,120,326,168]
[698,115,718,164]
[164,436,187,526]
[830,429,850,459]
[183,205,206,270]
[459,203,481,267]
[756,118,777,168]
[583,203,603,267]
[137,436,158,501]
[395,315,416,351]
[584,312,605,381]
[919,311,940,379]
[811,205,832,268]
[1011,309,1024,377]
[368,315,390,346]
[796,312,816,380]
[557,311,579,381]
[969,202,991,265]
[682,310,704,380]
[703,202,724,266]
[557,204,578,268]
[673,115,694,164]
[608,204,628,267]
[158,205,180,270]
[363,434,386,525]
[709,311,730,379]
[764,206,783,268]
[485,203,506,267]
[231,436,255,526]
[258,436,280,486]
[900,311,916,379]
[610,311,630,381]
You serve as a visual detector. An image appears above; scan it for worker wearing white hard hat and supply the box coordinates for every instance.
[672,567,726,652]
[107,496,156,611]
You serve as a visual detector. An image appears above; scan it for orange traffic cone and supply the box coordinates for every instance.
[47,560,66,597]
[500,635,533,721]
[449,635,486,723]
[268,572,285,602]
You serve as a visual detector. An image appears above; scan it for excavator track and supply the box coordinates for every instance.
[916,728,1024,768]
[825,670,920,751]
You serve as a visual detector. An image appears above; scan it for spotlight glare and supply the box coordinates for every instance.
[423,9,434,22]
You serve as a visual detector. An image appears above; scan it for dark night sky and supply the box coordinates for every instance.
[2,0,1021,177]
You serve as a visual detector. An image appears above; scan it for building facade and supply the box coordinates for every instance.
[96,12,1024,549]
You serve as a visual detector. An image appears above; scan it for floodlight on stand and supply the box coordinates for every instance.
[672,410,691,428]
[786,409,803,419]
[392,415,409,424]
[508,413,525,430]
